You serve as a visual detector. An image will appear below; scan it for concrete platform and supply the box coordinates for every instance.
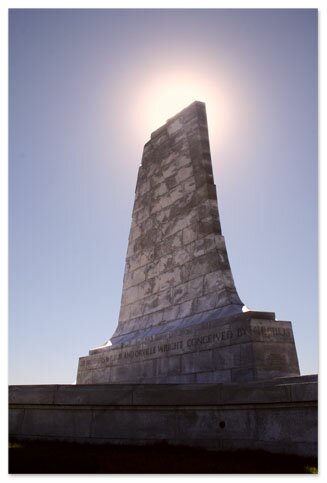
[9,374,317,458]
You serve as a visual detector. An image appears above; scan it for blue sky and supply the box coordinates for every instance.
[9,9,317,384]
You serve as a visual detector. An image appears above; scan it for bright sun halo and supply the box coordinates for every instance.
[136,71,231,148]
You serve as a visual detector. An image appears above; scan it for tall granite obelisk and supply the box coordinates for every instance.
[77,101,300,384]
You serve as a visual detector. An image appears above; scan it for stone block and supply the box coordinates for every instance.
[167,118,183,135]
[54,385,134,406]
[157,355,181,376]
[9,385,56,405]
[173,247,192,266]
[22,408,93,438]
[198,217,221,236]
[76,369,94,384]
[144,260,160,280]
[192,292,219,312]
[162,304,180,323]
[121,285,140,306]
[212,344,241,370]
[187,251,220,280]
[158,266,183,291]
[239,342,254,366]
[155,231,183,258]
[203,269,226,294]
[195,370,231,384]
[109,364,138,383]
[231,367,257,383]
[135,178,150,198]
[172,276,204,305]
[143,310,164,328]
[130,410,179,440]
[9,408,25,434]
[176,299,194,318]
[126,246,155,271]
[192,233,217,257]
[133,206,150,225]
[127,299,144,320]
[91,410,138,439]
[181,350,213,374]
[124,265,147,289]
[176,165,193,184]
[90,368,111,384]
[142,289,172,316]
[153,180,168,199]
[252,341,298,372]
[256,407,318,443]
[182,224,198,245]
[161,207,199,239]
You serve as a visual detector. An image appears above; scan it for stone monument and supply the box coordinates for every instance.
[77,101,300,384]
[10,101,317,459]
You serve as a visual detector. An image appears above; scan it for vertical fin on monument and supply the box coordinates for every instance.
[111,101,243,345]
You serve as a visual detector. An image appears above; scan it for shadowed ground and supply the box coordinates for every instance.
[9,441,318,474]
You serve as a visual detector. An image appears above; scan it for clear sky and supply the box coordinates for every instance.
[9,8,318,384]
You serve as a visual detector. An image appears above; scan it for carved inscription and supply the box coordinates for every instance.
[237,325,292,339]
[187,330,233,347]
[86,324,293,368]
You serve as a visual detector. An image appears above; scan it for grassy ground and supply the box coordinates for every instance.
[9,440,318,474]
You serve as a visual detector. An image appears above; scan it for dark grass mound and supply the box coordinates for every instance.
[9,440,318,474]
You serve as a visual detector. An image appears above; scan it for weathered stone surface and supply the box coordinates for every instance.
[9,376,318,457]
[77,101,301,385]
[77,312,300,384]
[111,101,243,342]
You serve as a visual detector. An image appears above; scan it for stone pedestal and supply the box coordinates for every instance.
[77,311,299,384]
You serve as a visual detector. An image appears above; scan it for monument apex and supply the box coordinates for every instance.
[77,101,300,384]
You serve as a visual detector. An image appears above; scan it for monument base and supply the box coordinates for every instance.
[9,375,317,458]
[77,311,300,384]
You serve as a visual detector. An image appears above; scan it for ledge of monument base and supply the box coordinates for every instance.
[77,311,299,385]
[9,375,317,458]
[91,308,275,355]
